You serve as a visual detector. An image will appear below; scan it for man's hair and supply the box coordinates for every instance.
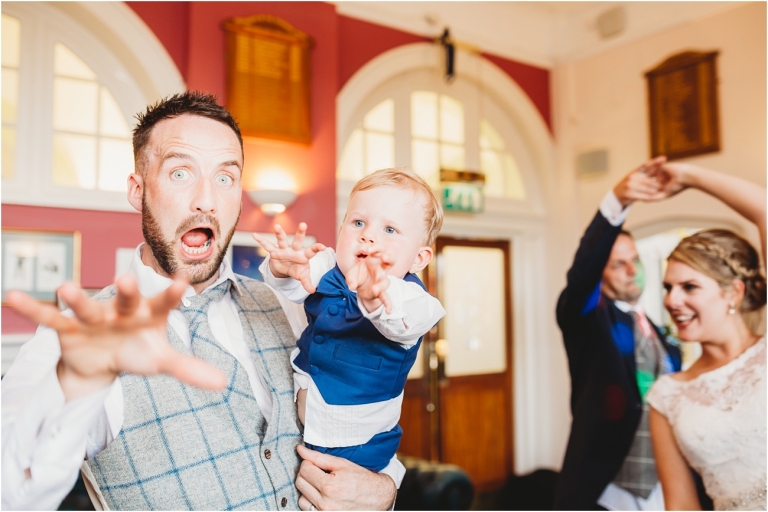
[132,91,243,175]
[350,168,444,246]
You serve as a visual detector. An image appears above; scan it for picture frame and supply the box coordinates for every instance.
[645,51,721,161]
[2,229,81,304]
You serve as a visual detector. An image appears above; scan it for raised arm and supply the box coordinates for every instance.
[5,275,226,402]
[654,162,766,262]
[2,275,227,509]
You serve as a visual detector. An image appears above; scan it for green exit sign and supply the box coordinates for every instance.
[442,184,484,213]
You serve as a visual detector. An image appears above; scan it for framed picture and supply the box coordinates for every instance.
[645,51,720,160]
[226,231,317,281]
[2,229,81,304]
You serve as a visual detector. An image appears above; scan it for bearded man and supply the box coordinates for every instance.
[553,159,683,510]
[2,92,400,511]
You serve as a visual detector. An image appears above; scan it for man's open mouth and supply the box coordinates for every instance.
[181,227,215,257]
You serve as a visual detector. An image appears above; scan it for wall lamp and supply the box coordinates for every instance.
[247,189,298,216]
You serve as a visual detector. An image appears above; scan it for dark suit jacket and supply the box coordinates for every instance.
[553,211,682,510]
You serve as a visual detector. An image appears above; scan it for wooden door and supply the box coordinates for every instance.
[399,237,514,492]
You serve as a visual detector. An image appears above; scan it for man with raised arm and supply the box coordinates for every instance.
[2,91,400,511]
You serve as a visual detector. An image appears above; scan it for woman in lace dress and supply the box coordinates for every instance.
[645,162,766,510]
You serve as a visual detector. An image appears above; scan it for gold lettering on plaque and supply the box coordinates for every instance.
[222,15,313,145]
[645,51,720,160]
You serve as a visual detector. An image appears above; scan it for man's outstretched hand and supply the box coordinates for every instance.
[5,275,226,401]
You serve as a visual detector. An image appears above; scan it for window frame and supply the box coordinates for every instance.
[1,2,163,212]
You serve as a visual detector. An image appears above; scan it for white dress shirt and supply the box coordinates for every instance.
[260,248,446,448]
[1,244,404,511]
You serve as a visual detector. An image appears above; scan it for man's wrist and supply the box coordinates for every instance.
[56,359,116,402]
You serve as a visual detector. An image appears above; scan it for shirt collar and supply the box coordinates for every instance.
[613,299,643,315]
[127,243,242,299]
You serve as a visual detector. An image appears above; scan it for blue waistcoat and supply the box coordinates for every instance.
[293,265,424,406]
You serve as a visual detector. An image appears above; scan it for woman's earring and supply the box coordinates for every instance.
[728,302,737,315]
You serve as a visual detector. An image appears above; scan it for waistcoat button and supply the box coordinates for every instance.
[314,335,325,345]
[328,304,339,315]
[281,497,287,507]
[309,365,320,375]
[264,449,272,459]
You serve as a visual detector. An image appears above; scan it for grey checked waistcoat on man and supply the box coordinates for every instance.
[611,311,667,499]
[85,275,302,510]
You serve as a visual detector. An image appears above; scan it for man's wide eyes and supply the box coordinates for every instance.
[353,220,364,227]
[171,169,188,180]
[216,174,233,185]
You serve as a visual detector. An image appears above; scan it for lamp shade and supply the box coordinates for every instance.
[247,189,298,216]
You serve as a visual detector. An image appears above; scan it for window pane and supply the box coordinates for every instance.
[411,139,439,187]
[365,132,394,174]
[480,119,505,150]
[481,149,505,198]
[2,68,19,123]
[100,87,131,137]
[440,143,465,171]
[503,154,526,200]
[98,138,133,191]
[363,99,394,133]
[2,126,16,180]
[440,95,464,144]
[411,91,438,139]
[53,77,98,133]
[3,14,21,68]
[54,43,96,80]
[338,128,363,181]
[2,15,21,68]
[53,133,96,189]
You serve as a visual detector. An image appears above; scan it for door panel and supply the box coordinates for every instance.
[440,245,507,376]
[398,237,513,491]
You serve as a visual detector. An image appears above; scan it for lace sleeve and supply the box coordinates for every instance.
[646,375,675,418]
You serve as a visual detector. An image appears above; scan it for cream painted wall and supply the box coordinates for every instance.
[548,1,765,469]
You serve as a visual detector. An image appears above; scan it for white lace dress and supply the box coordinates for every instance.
[647,337,767,511]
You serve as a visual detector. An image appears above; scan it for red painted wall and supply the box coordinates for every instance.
[1,205,144,333]
[126,2,190,79]
[337,16,428,91]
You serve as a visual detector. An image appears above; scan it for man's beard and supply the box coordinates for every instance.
[142,198,240,285]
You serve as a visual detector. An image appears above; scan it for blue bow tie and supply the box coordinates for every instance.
[315,266,363,321]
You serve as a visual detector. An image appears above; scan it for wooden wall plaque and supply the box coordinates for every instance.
[645,51,720,160]
[222,15,313,145]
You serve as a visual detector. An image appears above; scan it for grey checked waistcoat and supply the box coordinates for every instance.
[85,275,302,510]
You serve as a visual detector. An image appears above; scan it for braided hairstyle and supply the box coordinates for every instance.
[669,229,766,334]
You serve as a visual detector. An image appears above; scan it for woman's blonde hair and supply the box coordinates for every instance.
[350,168,444,246]
[669,229,766,334]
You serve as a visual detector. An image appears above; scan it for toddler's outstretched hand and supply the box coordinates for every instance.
[346,244,395,314]
[253,223,326,293]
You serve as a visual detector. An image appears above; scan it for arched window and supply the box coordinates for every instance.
[1,3,183,212]
[337,68,530,205]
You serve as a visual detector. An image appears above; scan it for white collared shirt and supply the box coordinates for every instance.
[1,244,404,511]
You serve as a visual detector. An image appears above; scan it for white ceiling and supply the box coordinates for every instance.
[334,1,748,68]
